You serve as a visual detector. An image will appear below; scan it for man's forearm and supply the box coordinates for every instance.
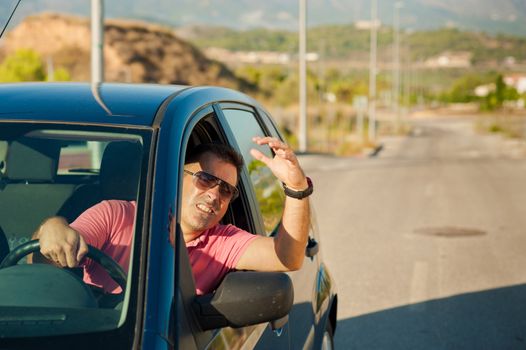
[239,136,312,272]
[274,195,310,270]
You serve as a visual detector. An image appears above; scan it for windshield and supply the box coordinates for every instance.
[0,122,149,338]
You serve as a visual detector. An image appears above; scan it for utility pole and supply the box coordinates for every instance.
[90,0,111,117]
[368,0,378,142]
[393,2,403,132]
[404,31,412,120]
[47,56,54,82]
[91,0,104,84]
[298,0,307,152]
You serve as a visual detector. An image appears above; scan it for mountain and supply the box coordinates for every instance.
[174,24,526,66]
[2,0,526,36]
[0,12,251,88]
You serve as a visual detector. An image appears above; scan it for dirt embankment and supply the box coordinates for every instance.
[1,12,252,89]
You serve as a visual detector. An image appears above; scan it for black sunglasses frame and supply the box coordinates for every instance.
[184,170,239,201]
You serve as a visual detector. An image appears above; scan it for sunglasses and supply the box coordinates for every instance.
[184,170,239,201]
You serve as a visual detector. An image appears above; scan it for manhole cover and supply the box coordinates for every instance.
[414,226,486,238]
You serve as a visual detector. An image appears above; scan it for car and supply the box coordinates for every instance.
[0,82,337,350]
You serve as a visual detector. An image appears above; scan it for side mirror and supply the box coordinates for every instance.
[193,271,293,331]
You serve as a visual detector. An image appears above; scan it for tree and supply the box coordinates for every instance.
[0,49,46,82]
[481,74,519,111]
[0,49,71,82]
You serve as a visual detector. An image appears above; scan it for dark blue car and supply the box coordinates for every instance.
[0,83,337,349]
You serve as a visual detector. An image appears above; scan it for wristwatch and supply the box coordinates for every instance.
[283,177,313,199]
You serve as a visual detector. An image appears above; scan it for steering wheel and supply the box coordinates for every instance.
[0,239,127,292]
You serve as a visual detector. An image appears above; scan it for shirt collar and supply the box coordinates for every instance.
[185,229,209,248]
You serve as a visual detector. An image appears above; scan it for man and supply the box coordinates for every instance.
[32,136,312,295]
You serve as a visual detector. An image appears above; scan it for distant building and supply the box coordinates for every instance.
[424,51,472,68]
[204,47,319,65]
[204,47,291,64]
[474,74,526,98]
[504,56,516,67]
[354,20,381,30]
[305,53,319,62]
[504,73,526,94]
[474,84,494,97]
[238,51,291,64]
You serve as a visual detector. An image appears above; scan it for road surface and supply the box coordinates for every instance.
[300,115,526,349]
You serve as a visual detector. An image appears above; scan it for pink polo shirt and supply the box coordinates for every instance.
[70,200,135,294]
[71,200,258,295]
[186,224,258,295]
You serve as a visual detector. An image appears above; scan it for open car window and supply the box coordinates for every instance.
[221,106,285,236]
[0,122,150,339]
[184,111,255,233]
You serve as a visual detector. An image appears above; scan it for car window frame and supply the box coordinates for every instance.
[173,105,219,349]
[256,107,286,142]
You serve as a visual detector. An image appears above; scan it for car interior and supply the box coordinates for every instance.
[0,125,145,337]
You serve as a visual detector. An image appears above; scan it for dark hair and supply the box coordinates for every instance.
[185,143,244,178]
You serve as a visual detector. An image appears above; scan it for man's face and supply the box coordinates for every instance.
[181,152,238,239]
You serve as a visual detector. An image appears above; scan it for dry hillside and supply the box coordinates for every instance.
[0,13,251,88]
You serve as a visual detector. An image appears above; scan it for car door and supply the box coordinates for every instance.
[218,103,321,349]
[256,108,325,349]
[170,105,290,350]
[215,103,293,349]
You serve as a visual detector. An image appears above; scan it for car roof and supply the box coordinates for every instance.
[0,82,189,126]
[0,82,260,128]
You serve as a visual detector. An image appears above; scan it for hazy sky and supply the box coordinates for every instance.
[1,0,525,35]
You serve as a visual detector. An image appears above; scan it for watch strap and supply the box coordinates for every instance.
[283,177,313,199]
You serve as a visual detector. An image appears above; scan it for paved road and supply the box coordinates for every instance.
[300,115,526,349]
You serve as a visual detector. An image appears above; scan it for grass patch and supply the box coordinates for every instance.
[475,114,526,139]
